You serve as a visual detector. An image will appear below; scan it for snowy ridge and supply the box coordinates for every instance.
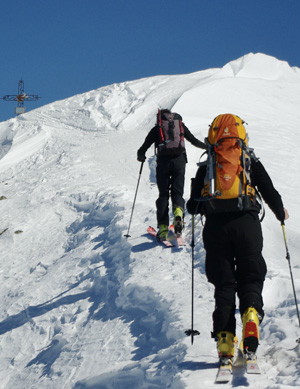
[0,53,300,388]
[225,52,300,80]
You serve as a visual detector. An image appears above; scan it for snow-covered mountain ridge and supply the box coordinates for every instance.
[0,53,299,388]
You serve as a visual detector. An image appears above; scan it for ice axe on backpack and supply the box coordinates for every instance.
[185,214,200,344]
[281,222,300,343]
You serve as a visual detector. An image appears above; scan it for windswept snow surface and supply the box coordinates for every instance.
[0,53,300,388]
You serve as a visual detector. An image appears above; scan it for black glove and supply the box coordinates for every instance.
[186,199,201,215]
[137,152,146,162]
[277,207,288,224]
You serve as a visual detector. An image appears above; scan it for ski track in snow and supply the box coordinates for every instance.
[0,53,299,388]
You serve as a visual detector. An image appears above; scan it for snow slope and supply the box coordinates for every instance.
[0,52,299,388]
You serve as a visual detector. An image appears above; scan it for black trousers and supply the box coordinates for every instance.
[155,154,186,226]
[203,212,267,336]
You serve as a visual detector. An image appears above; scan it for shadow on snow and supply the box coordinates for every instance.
[0,192,187,387]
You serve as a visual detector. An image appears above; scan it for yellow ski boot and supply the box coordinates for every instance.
[242,307,260,354]
[216,331,238,359]
[173,207,184,235]
[157,224,168,241]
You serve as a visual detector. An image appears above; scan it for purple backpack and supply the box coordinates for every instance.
[157,110,185,156]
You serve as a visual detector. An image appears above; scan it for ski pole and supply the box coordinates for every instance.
[124,162,144,239]
[185,214,200,344]
[281,223,300,343]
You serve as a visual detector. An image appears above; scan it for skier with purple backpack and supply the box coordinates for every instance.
[137,109,206,240]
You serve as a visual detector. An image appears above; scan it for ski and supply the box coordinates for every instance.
[215,358,232,383]
[147,226,173,247]
[236,342,261,375]
[147,226,185,247]
[245,354,260,374]
[215,354,260,384]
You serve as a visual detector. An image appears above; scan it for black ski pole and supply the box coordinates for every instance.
[124,162,144,239]
[281,223,300,343]
[185,214,200,344]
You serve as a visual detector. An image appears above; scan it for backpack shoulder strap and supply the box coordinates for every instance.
[179,118,184,141]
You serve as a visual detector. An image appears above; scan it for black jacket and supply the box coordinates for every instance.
[187,158,285,223]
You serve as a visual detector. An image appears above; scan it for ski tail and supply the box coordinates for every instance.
[215,357,232,383]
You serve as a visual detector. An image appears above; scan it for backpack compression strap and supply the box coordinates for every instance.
[157,109,165,142]
[179,119,184,142]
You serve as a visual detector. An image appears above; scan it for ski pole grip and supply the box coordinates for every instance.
[281,224,290,261]
[139,161,144,175]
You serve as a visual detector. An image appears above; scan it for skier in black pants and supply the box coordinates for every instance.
[137,109,206,240]
[187,155,289,358]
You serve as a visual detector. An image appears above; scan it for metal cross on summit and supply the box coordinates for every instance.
[1,79,41,115]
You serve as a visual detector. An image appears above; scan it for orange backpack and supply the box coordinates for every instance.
[200,114,257,209]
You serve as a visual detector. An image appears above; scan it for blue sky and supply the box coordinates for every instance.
[0,0,299,122]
